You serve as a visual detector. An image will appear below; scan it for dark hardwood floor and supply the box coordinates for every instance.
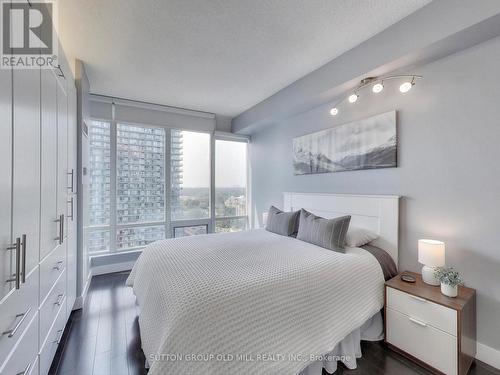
[50,272,499,375]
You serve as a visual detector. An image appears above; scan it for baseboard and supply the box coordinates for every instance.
[91,260,136,276]
[477,342,500,370]
[73,271,92,310]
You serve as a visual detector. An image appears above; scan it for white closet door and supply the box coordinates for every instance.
[66,87,78,314]
[0,67,12,299]
[40,70,59,261]
[56,80,68,240]
[12,68,41,277]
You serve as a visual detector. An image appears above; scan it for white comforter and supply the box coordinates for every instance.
[126,229,385,375]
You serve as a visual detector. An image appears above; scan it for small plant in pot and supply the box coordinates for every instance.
[434,267,463,297]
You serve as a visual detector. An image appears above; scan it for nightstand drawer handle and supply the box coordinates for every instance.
[409,317,428,327]
[409,295,426,302]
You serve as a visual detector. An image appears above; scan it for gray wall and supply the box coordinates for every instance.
[250,36,500,351]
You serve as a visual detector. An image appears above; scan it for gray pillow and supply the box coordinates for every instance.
[265,206,300,236]
[297,209,351,252]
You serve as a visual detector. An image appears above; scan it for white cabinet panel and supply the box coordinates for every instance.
[0,66,12,300]
[0,267,39,366]
[40,269,66,348]
[386,287,457,336]
[40,69,59,261]
[57,80,68,240]
[12,68,41,277]
[39,297,66,375]
[0,312,39,375]
[39,243,66,304]
[387,307,457,375]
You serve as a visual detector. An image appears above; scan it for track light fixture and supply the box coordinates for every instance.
[372,82,384,93]
[329,75,422,116]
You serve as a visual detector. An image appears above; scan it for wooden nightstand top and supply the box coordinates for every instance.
[385,271,475,311]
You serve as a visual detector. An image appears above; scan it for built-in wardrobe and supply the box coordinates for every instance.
[0,4,77,375]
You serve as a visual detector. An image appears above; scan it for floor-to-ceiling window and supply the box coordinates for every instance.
[214,138,248,233]
[87,119,249,254]
[87,120,111,254]
[170,130,211,237]
[115,124,166,251]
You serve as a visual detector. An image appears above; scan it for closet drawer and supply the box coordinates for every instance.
[386,307,457,375]
[40,269,67,347]
[386,287,457,336]
[40,243,66,302]
[0,311,38,375]
[39,297,66,375]
[0,267,39,365]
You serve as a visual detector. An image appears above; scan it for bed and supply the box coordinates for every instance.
[126,193,400,374]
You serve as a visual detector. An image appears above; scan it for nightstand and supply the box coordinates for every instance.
[384,271,476,375]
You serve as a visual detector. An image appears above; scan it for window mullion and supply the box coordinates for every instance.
[109,119,117,252]
[165,129,172,238]
[209,132,216,233]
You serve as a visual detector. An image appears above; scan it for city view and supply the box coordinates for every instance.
[88,123,247,253]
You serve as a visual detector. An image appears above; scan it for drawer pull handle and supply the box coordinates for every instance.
[16,362,31,375]
[409,317,428,327]
[2,307,31,337]
[53,329,63,344]
[54,294,64,306]
[409,295,426,302]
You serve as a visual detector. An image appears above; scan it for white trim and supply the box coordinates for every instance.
[283,192,400,266]
[73,271,92,310]
[214,131,250,142]
[476,342,500,370]
[91,260,136,276]
[90,94,215,119]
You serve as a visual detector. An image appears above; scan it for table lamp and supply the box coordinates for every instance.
[418,239,445,285]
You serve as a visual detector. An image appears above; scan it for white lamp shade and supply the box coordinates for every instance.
[418,239,445,267]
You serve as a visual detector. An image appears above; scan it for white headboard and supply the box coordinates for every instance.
[283,192,400,266]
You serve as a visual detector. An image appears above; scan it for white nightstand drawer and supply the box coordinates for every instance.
[386,307,457,375]
[387,287,457,336]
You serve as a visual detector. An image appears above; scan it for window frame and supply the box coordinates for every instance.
[86,119,250,254]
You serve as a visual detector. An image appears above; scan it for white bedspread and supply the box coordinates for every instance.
[126,229,385,375]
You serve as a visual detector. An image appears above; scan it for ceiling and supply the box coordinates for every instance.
[59,0,431,117]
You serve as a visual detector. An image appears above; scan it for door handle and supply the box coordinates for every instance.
[61,214,65,242]
[5,238,21,289]
[2,307,31,337]
[68,169,74,193]
[68,197,74,220]
[21,234,26,283]
[54,214,64,244]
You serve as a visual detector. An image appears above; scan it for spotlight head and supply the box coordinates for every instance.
[330,107,338,116]
[348,94,358,103]
[372,83,384,93]
[399,81,414,93]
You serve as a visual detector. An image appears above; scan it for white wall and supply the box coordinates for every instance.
[249,36,500,353]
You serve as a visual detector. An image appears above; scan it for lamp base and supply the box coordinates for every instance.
[422,265,440,286]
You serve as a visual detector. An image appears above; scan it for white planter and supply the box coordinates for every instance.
[441,282,458,297]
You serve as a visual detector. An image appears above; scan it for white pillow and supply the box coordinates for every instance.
[345,227,379,247]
